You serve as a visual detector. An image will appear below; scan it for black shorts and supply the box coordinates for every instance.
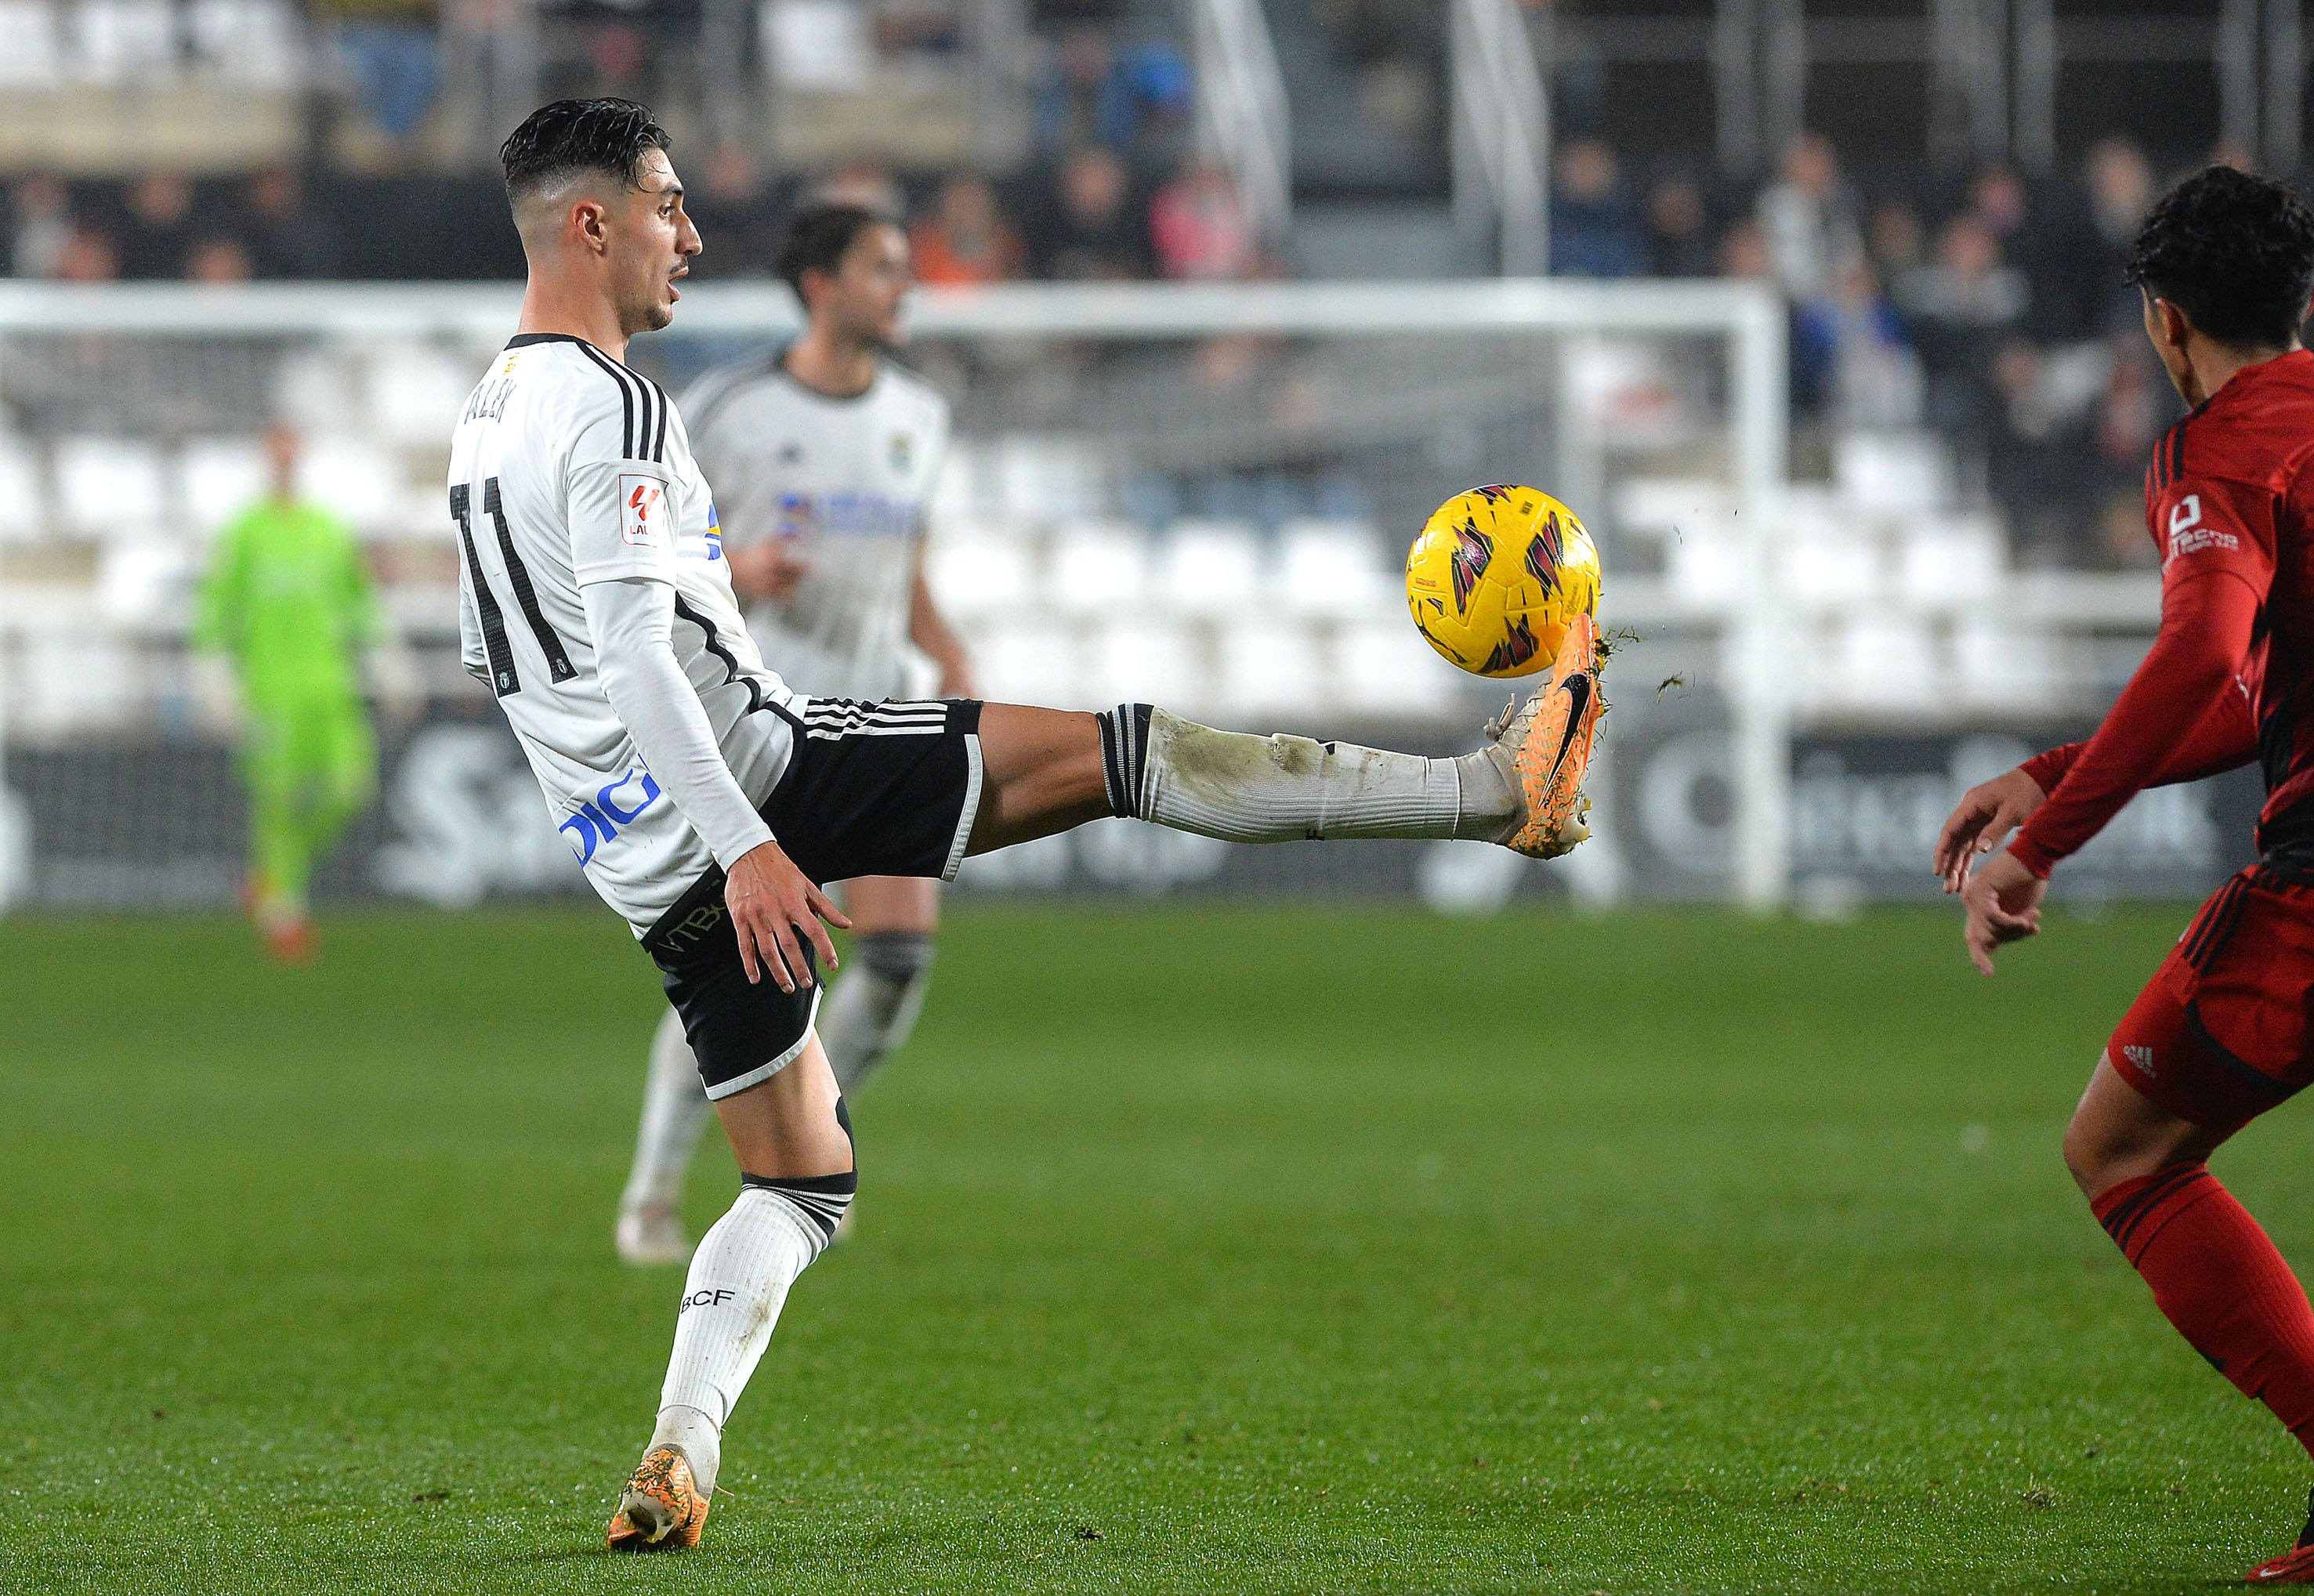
[642,697,985,1100]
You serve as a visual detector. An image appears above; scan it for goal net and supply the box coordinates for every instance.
[0,275,2026,918]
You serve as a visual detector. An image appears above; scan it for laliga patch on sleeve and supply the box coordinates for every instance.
[620,474,667,548]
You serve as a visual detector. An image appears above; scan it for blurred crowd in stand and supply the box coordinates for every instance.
[0,0,2235,570]
[1550,128,2193,569]
[0,13,1269,288]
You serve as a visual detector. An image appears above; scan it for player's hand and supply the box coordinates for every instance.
[1959,849,2046,977]
[1934,767,2047,893]
[724,840,851,992]
[726,537,812,603]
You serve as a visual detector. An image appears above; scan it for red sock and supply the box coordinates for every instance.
[2094,1161,2314,1457]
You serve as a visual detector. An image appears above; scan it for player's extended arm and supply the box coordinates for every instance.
[581,577,849,990]
[2021,676,2258,794]
[2006,568,2261,877]
[1936,669,2257,888]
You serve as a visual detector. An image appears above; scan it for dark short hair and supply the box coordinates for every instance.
[499,98,672,204]
[2129,165,2314,349]
[777,201,897,302]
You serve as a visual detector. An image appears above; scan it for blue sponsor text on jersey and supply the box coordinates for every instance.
[775,490,918,538]
[558,765,665,865]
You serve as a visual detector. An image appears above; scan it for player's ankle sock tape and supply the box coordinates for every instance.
[741,1170,856,1243]
[1096,704,1156,818]
[2093,1160,2314,1454]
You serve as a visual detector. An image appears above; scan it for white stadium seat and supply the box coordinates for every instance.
[994,437,1101,519]
[0,436,46,544]
[1834,430,1952,516]
[1334,620,1458,716]
[1953,616,2063,711]
[0,1,61,85]
[68,0,176,83]
[1664,512,1758,609]
[1086,617,1198,711]
[1895,513,2004,613]
[273,348,361,433]
[367,342,474,449]
[1275,519,1393,620]
[186,0,302,85]
[1213,617,1323,718]
[179,436,268,534]
[1774,530,1881,608]
[1820,613,1942,712]
[761,0,872,89]
[1045,523,1149,618]
[297,436,402,534]
[55,436,166,537]
[20,635,137,733]
[975,617,1086,708]
[96,536,193,628]
[924,533,1033,623]
[1153,520,1261,617]
[1614,476,1729,537]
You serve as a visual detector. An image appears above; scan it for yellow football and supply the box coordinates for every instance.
[1404,485,1601,678]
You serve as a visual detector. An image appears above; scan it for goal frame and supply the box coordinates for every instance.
[0,277,1792,912]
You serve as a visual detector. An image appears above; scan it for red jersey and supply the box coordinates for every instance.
[2011,348,2314,876]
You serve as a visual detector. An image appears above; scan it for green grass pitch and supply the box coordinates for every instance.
[4,901,2312,1593]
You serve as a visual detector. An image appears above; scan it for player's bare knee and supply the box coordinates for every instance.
[2062,1109,2204,1200]
[2061,1113,2123,1198]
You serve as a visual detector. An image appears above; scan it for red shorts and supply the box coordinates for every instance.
[2108,865,2314,1132]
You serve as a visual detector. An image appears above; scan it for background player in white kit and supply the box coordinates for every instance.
[468,99,1600,1553]
[614,201,969,1265]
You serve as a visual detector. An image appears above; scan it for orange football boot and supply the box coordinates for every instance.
[1498,610,1604,859]
[606,1443,708,1552]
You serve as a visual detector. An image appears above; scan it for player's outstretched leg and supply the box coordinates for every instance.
[2063,1052,2314,1583]
[609,1039,853,1551]
[616,1007,715,1266]
[815,876,939,1096]
[969,611,1603,861]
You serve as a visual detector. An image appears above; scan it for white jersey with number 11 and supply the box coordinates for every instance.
[447,331,800,936]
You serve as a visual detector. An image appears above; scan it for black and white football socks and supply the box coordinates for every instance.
[650,1171,855,1497]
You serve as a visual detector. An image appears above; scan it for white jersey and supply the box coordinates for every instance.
[449,333,799,936]
[681,353,951,701]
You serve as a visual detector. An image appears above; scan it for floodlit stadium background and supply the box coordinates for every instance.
[0,0,2286,915]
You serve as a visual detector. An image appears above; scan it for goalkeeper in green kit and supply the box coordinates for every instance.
[193,422,383,962]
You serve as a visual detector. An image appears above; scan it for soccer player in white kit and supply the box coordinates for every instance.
[466,99,1602,1552]
[614,201,969,1265]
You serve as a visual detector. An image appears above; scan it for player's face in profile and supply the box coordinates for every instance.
[823,223,912,349]
[617,148,701,335]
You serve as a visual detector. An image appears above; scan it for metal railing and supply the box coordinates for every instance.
[1450,0,1549,277]
[1190,0,1292,248]
[1663,0,2313,175]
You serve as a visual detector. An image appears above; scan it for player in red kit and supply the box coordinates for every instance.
[1934,165,2314,1583]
